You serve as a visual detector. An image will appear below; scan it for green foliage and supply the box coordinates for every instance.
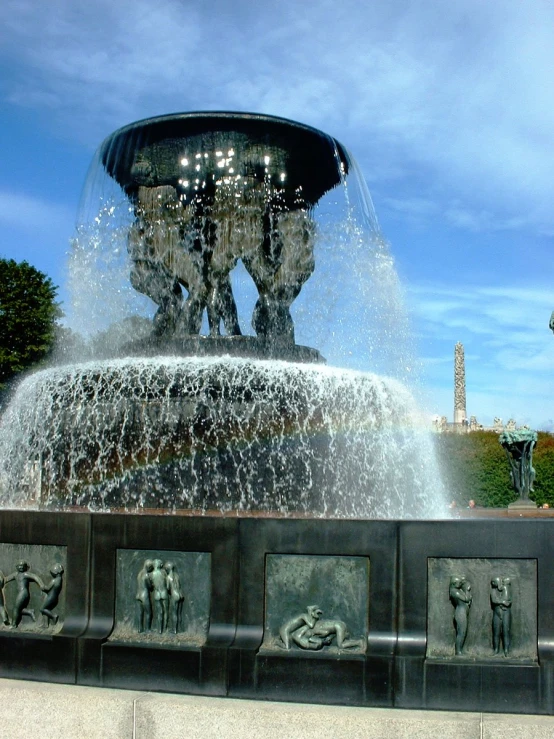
[0,258,61,387]
[435,430,554,508]
[530,433,554,507]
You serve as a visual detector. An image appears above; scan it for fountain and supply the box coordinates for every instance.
[0,112,441,518]
[0,113,551,717]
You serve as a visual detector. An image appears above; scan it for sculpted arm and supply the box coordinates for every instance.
[28,573,45,590]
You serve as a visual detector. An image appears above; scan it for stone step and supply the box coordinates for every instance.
[1,678,553,739]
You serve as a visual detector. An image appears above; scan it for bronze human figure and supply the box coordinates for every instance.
[136,559,154,633]
[499,429,537,500]
[164,561,184,634]
[150,558,169,634]
[5,561,44,627]
[40,563,64,627]
[491,576,512,656]
[293,617,362,651]
[449,575,472,655]
[279,605,362,651]
[0,570,10,626]
[279,605,321,649]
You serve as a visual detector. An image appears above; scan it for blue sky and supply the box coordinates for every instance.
[1,0,553,429]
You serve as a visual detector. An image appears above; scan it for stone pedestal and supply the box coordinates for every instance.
[508,500,538,513]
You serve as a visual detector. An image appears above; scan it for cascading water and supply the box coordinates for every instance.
[0,357,438,516]
[0,112,446,517]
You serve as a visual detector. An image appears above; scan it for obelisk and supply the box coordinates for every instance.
[454,342,466,425]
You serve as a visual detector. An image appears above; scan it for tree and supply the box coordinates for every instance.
[435,430,554,508]
[0,258,61,388]
[435,430,514,507]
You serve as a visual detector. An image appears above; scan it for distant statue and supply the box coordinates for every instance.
[499,429,537,500]
[0,570,10,626]
[150,559,169,634]
[40,563,64,626]
[136,559,154,633]
[493,417,503,434]
[5,561,44,627]
[164,561,184,634]
[491,576,512,656]
[505,419,517,432]
[449,575,472,655]
[549,311,554,334]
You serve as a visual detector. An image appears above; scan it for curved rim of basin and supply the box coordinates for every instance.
[99,110,351,205]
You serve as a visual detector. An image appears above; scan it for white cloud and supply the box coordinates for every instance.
[2,0,554,233]
[1,0,553,428]
[410,281,554,427]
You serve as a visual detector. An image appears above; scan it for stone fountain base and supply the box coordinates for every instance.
[121,335,325,364]
[0,510,552,715]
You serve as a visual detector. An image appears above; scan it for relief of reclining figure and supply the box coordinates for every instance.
[279,604,363,651]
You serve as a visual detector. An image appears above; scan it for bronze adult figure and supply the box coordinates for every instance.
[0,570,10,626]
[150,558,169,634]
[164,561,184,634]
[279,605,321,649]
[136,559,154,633]
[293,615,362,651]
[491,576,512,656]
[449,575,472,655]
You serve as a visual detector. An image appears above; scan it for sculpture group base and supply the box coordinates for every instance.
[121,335,325,364]
[508,499,538,511]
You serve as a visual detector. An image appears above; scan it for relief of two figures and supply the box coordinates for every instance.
[0,560,64,629]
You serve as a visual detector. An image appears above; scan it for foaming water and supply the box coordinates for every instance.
[0,356,444,518]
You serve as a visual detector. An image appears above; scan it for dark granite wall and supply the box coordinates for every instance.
[0,511,552,714]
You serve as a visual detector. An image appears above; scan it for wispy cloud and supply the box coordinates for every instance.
[2,0,554,233]
[410,281,554,427]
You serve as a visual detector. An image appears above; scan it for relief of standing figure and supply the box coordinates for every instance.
[150,559,169,634]
[5,561,44,627]
[491,576,512,656]
[136,559,154,633]
[0,570,10,626]
[449,575,472,655]
[40,563,64,626]
[164,562,184,634]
